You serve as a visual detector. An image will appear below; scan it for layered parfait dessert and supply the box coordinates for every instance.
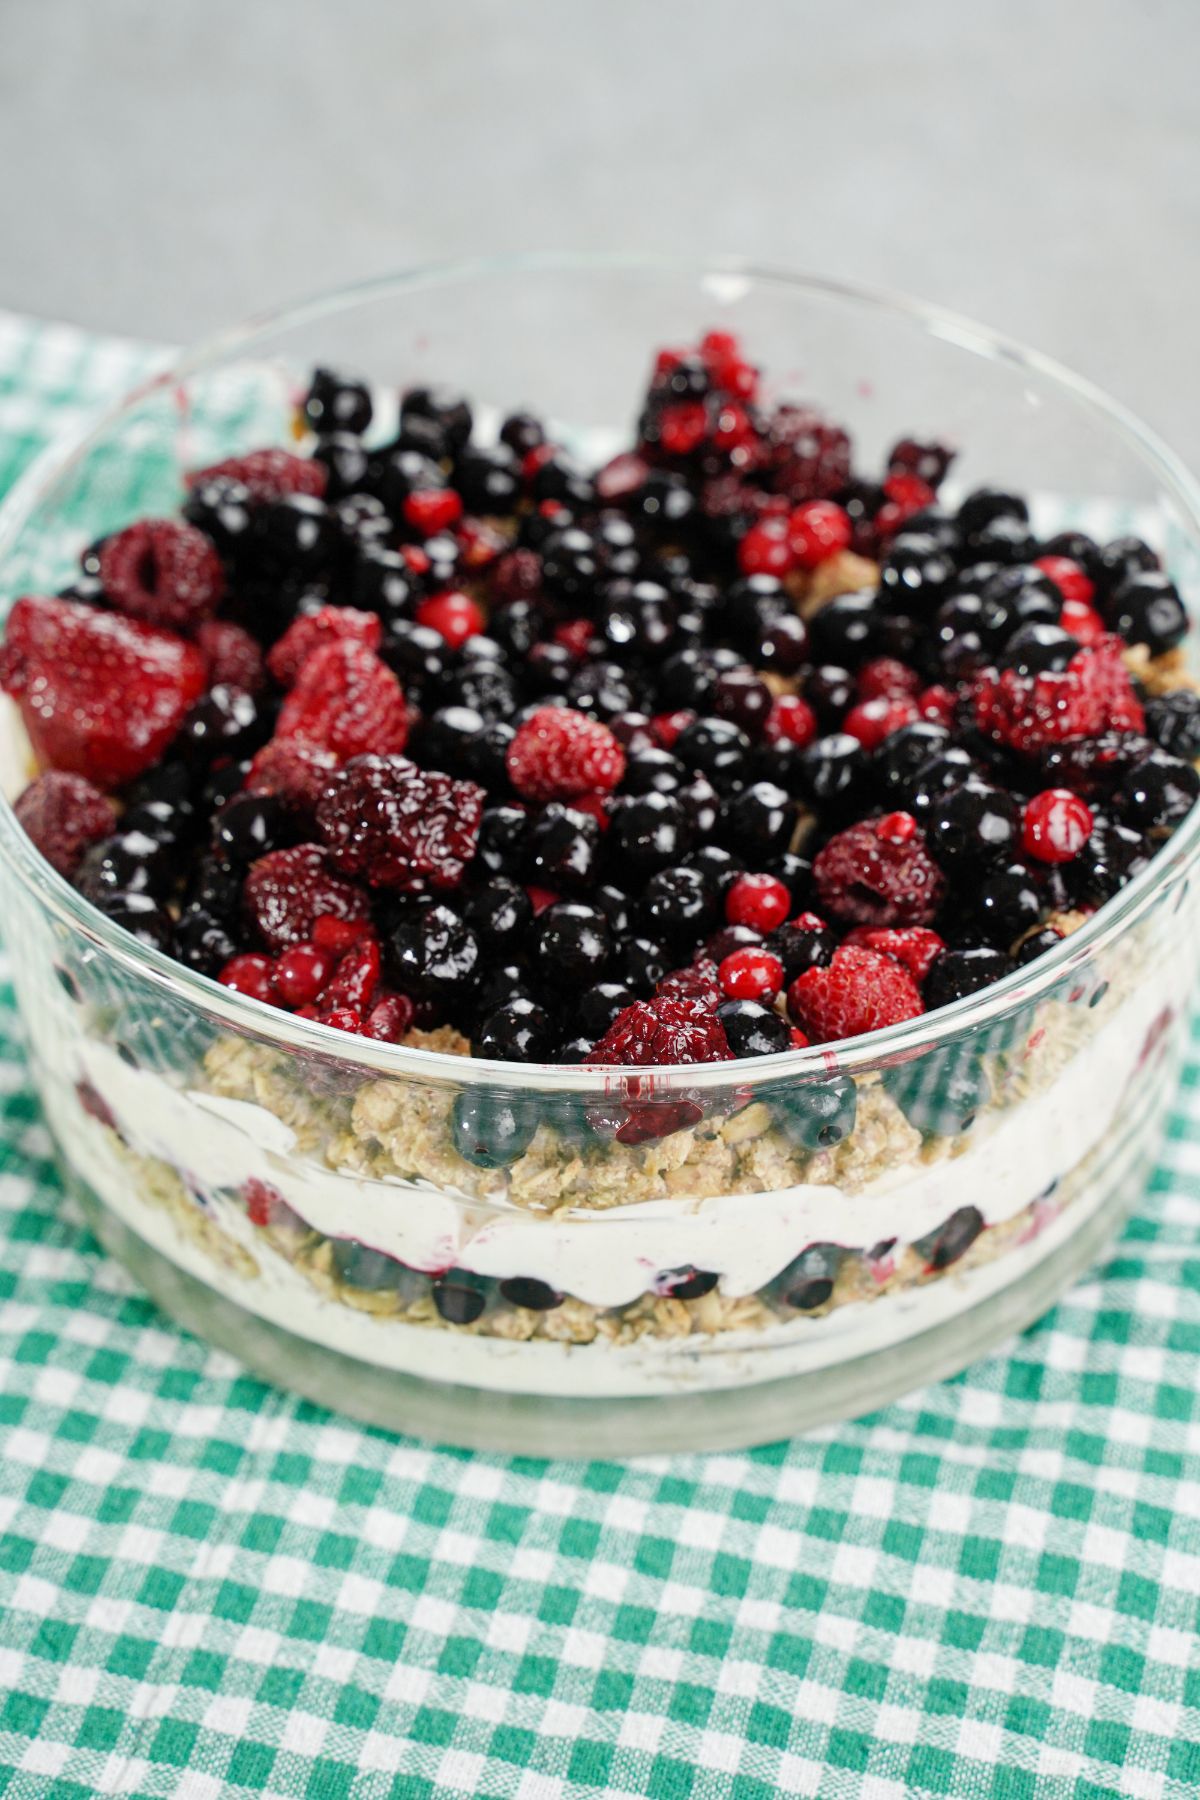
[1,330,1197,1400]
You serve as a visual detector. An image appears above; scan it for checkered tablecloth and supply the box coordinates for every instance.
[1,312,1199,1800]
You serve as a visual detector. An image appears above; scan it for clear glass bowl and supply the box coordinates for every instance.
[1,256,1198,1455]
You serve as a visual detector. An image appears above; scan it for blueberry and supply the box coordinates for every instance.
[620,936,675,994]
[182,477,256,562]
[806,665,855,728]
[400,384,472,452]
[676,775,721,839]
[463,878,533,954]
[608,792,691,878]
[1098,535,1159,594]
[879,533,956,613]
[313,431,371,500]
[923,946,1009,1008]
[798,734,867,811]
[956,487,1030,537]
[388,904,479,1002]
[806,589,879,664]
[1103,572,1188,655]
[720,781,796,861]
[354,545,418,622]
[599,579,676,661]
[184,853,242,922]
[1013,926,1064,967]
[303,366,373,436]
[526,805,600,889]
[999,623,1077,675]
[772,1074,857,1148]
[254,494,339,576]
[455,445,519,513]
[658,647,717,711]
[499,1276,562,1311]
[658,1267,720,1301]
[1114,749,1200,832]
[873,721,951,798]
[536,902,612,980]
[450,1090,539,1168]
[499,412,545,457]
[773,1243,843,1311]
[674,717,752,792]
[419,704,487,774]
[213,794,290,863]
[180,685,263,765]
[963,862,1043,946]
[687,844,744,900]
[477,998,554,1062]
[712,669,772,736]
[122,797,196,852]
[920,778,1020,869]
[636,867,716,944]
[172,909,238,976]
[621,749,685,796]
[476,805,529,876]
[913,1205,984,1269]
[578,982,636,1037]
[1145,690,1200,761]
[717,999,790,1057]
[90,890,173,951]
[964,513,1034,564]
[1039,530,1105,586]
[432,1270,490,1325]
[757,613,810,676]
[77,830,172,901]
[473,960,535,1018]
[765,921,836,982]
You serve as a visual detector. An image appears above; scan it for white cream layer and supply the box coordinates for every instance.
[57,962,1170,1311]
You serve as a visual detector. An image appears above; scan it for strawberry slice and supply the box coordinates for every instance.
[0,596,207,788]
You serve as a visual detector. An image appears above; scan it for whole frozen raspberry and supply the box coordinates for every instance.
[99,520,225,632]
[275,640,408,762]
[787,945,924,1044]
[14,771,115,877]
[587,996,733,1066]
[316,754,485,891]
[0,595,207,787]
[657,958,722,1007]
[243,844,371,951]
[267,606,382,687]
[765,405,853,501]
[842,926,946,983]
[195,619,266,694]
[971,636,1144,755]
[813,815,946,928]
[506,707,625,804]
[490,548,544,604]
[186,449,326,501]
[245,740,339,819]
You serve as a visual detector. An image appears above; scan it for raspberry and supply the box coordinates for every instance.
[725,873,792,933]
[766,406,852,501]
[917,684,956,726]
[882,472,935,514]
[275,640,409,761]
[245,740,339,817]
[316,754,485,890]
[657,958,722,1007]
[842,695,920,750]
[764,695,817,747]
[187,449,326,501]
[403,488,463,535]
[1022,789,1094,864]
[787,944,924,1044]
[490,548,543,604]
[243,844,371,951]
[971,636,1144,755]
[858,658,921,701]
[14,771,114,877]
[813,816,946,927]
[195,619,266,694]
[553,619,594,660]
[99,520,225,632]
[587,996,732,1066]
[267,606,382,687]
[787,500,852,569]
[506,707,625,804]
[0,596,207,787]
[416,590,486,648]
[243,1177,284,1228]
[718,947,785,1001]
[218,952,279,1004]
[842,926,946,983]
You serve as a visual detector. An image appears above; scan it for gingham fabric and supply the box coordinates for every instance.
[1,314,1199,1800]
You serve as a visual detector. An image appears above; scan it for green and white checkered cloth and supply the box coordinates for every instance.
[1,313,1199,1800]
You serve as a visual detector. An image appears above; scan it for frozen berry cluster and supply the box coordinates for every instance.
[4,339,1198,1068]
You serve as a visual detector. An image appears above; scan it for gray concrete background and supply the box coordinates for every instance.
[2,0,1199,462]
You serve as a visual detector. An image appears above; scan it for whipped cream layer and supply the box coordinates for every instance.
[50,959,1171,1312]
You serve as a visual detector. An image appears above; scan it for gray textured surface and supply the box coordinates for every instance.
[2,0,1198,464]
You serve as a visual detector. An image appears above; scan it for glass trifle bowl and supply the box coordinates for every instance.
[0,256,1198,1456]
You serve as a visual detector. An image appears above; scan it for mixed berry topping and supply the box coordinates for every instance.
[4,334,1196,1060]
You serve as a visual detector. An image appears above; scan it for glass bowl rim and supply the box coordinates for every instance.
[0,250,1198,1092]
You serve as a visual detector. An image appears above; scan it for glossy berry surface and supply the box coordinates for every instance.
[5,328,1195,1068]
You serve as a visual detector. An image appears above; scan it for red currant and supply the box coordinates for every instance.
[274,942,335,1008]
[725,873,791,932]
[1060,597,1105,645]
[658,402,709,457]
[1034,554,1095,606]
[737,518,793,579]
[857,657,921,701]
[787,500,851,570]
[718,946,785,1001]
[764,694,817,747]
[416,590,486,648]
[218,953,278,1005]
[403,488,464,535]
[1022,789,1094,864]
[842,696,919,750]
